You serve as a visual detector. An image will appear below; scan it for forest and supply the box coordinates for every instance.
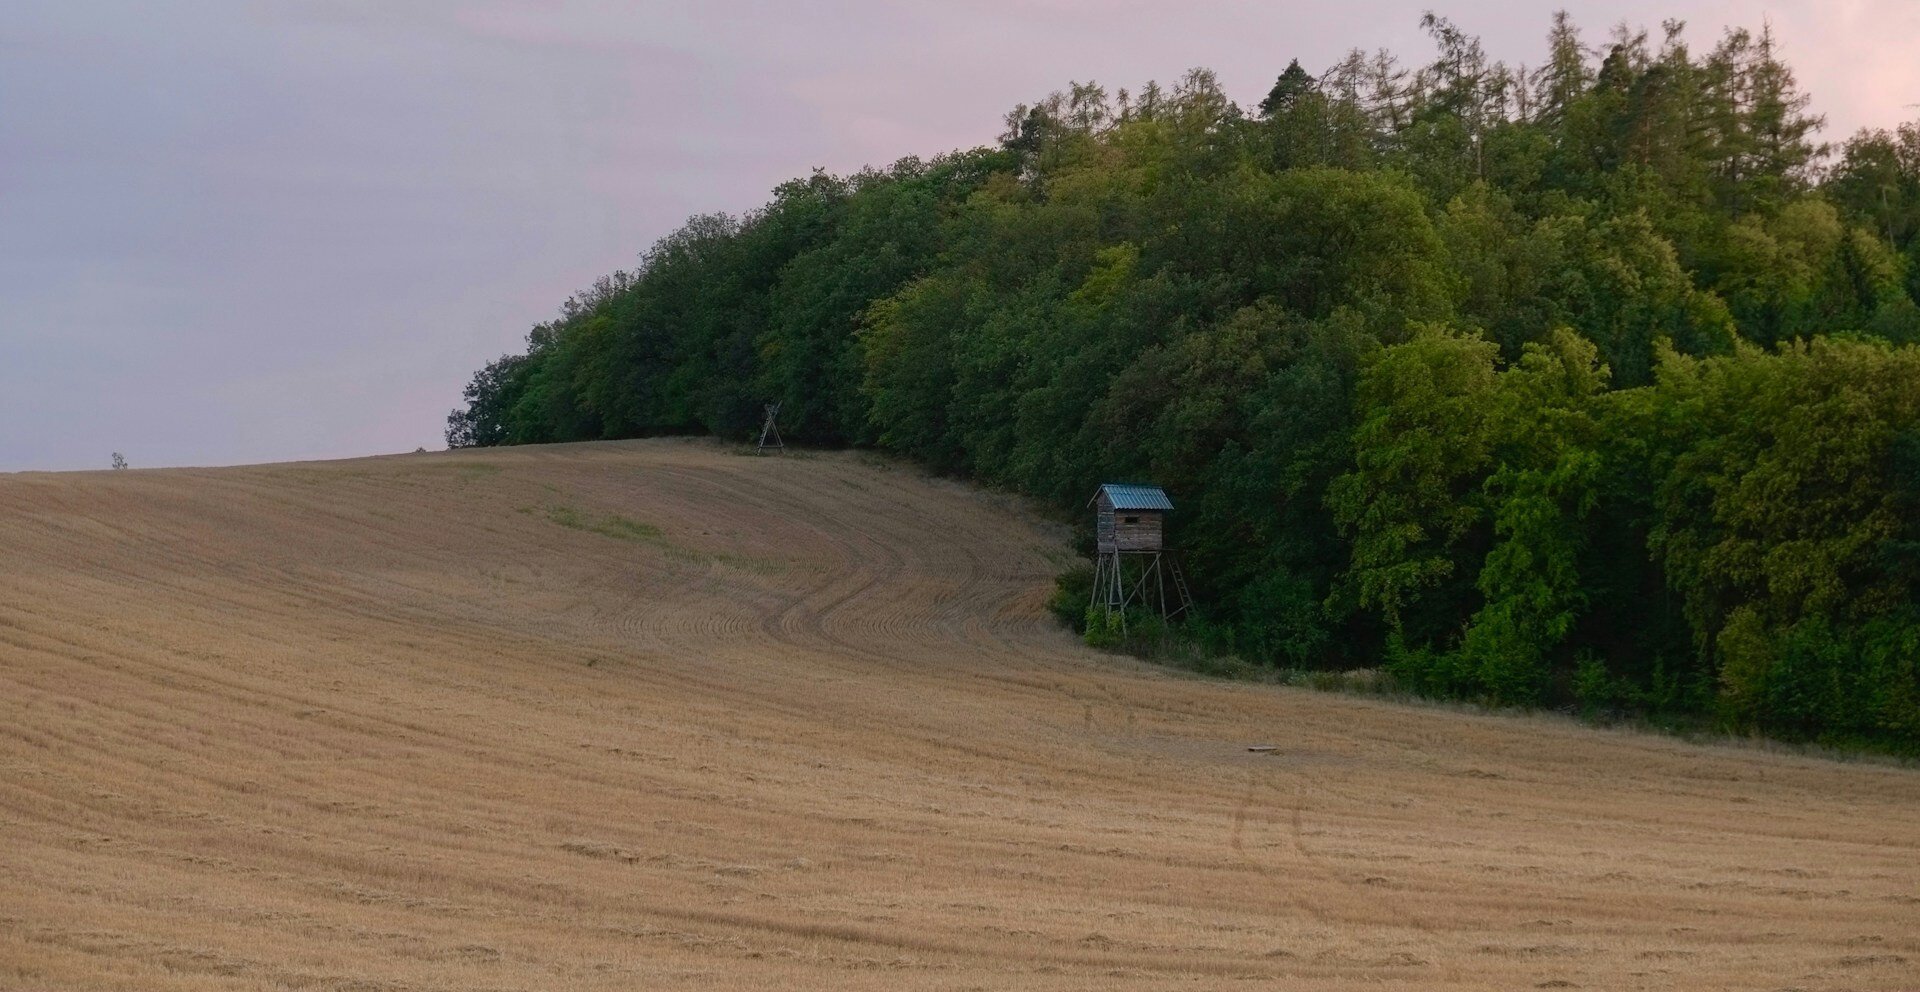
[447,13,1920,752]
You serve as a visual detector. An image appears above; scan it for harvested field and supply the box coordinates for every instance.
[2,438,1917,990]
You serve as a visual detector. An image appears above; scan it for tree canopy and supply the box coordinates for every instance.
[449,12,1920,753]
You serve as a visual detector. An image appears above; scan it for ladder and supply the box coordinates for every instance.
[1165,552,1195,618]
[756,402,784,453]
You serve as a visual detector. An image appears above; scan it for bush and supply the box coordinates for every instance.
[1050,565,1092,627]
[1082,605,1125,649]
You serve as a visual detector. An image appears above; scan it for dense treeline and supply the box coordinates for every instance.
[449,13,1920,751]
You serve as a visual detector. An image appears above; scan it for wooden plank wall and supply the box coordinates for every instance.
[1096,496,1164,552]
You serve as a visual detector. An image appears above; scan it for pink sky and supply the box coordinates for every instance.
[2,2,1914,470]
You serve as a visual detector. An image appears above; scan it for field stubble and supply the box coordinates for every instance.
[2,438,1916,990]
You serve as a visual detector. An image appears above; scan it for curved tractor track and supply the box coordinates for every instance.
[2,439,1916,991]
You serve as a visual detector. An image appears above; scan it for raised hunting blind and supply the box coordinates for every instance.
[1089,483,1192,626]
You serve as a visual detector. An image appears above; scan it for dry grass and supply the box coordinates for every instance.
[2,438,1916,991]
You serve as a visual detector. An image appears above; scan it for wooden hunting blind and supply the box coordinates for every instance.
[1094,483,1170,552]
[1089,483,1192,625]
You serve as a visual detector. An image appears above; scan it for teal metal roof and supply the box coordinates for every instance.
[1094,483,1173,511]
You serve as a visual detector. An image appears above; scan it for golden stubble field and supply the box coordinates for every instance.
[2,439,1916,991]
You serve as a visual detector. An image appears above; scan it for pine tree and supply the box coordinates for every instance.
[1260,59,1316,117]
[1531,10,1592,127]
[1743,23,1827,210]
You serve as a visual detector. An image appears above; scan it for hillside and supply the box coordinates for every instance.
[450,16,1920,747]
[2,439,1917,991]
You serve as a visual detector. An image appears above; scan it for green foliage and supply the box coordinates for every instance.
[1635,339,1920,747]
[1329,326,1497,639]
[1051,565,1093,627]
[1457,331,1609,703]
[447,12,1920,752]
[1082,606,1126,649]
[447,353,535,448]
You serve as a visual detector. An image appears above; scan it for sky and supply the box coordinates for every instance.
[3,1,1916,471]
